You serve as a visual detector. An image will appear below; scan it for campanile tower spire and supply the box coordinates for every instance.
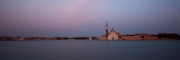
[106,21,108,37]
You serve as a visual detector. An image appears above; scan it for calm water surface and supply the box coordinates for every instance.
[0,40,180,60]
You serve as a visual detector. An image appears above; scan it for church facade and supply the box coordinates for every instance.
[99,21,121,40]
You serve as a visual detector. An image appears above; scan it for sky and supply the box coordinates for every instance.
[0,0,180,37]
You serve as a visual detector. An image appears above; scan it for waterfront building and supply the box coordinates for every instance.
[30,36,47,40]
[24,37,31,40]
[13,36,24,41]
[121,33,158,40]
[108,28,120,40]
[99,21,159,40]
[0,36,13,41]
[99,21,121,40]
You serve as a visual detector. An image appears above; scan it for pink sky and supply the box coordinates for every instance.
[0,0,180,37]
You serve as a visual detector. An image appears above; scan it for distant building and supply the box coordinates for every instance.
[24,37,31,40]
[99,21,121,40]
[99,35,107,40]
[13,36,24,41]
[30,36,47,40]
[0,36,13,41]
[122,33,158,40]
[99,21,159,40]
[108,28,120,40]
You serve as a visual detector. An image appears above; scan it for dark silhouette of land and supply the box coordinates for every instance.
[0,33,180,41]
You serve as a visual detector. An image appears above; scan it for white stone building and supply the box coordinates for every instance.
[108,28,119,40]
[99,21,121,40]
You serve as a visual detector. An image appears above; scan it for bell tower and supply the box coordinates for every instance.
[106,21,108,37]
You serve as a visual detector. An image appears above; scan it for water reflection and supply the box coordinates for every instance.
[0,40,180,60]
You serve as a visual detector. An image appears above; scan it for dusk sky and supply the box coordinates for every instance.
[0,0,180,37]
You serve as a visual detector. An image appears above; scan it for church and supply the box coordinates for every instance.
[99,21,121,40]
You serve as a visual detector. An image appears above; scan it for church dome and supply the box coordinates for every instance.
[111,28,116,32]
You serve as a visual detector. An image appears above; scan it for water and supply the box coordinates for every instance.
[0,40,180,60]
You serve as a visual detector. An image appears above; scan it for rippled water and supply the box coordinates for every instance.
[0,40,180,60]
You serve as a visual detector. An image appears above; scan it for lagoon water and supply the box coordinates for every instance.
[0,40,180,60]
